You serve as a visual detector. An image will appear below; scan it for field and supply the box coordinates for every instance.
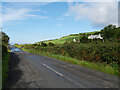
[36,31,99,45]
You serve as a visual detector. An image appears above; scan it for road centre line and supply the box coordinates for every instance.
[42,63,85,88]
[42,63,63,77]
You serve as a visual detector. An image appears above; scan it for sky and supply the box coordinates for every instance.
[1,1,118,44]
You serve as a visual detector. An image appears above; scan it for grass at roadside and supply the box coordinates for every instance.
[2,51,10,83]
[16,45,120,76]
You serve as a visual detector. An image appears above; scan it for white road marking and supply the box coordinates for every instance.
[63,76,85,88]
[42,63,85,88]
[42,63,63,77]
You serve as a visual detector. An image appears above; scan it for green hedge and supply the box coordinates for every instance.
[23,42,120,66]
[2,45,10,83]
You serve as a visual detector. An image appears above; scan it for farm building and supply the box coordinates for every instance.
[88,34,103,39]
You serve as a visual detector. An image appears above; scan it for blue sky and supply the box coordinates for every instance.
[2,2,118,44]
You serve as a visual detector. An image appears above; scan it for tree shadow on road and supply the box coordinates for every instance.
[3,52,23,88]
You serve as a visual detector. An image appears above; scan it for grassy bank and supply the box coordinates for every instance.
[16,45,119,76]
[2,51,10,83]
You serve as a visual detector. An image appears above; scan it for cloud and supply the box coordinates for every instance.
[2,7,49,23]
[27,14,48,19]
[2,2,50,23]
[3,2,50,9]
[3,8,30,22]
[66,2,118,27]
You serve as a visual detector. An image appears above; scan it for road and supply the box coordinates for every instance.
[3,46,119,88]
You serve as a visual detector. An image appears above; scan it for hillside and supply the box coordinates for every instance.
[36,31,100,45]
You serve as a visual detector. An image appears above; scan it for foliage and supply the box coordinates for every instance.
[80,35,89,43]
[101,24,120,40]
[1,31,10,83]
[48,42,54,46]
[1,32,9,46]
[41,42,47,47]
[2,45,7,57]
[2,52,10,83]
[17,43,120,76]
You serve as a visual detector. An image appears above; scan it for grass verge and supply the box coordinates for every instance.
[2,51,10,83]
[15,45,120,76]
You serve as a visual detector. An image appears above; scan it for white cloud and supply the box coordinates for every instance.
[66,2,118,27]
[3,8,30,22]
[2,7,49,23]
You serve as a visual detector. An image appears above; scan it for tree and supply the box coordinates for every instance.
[1,31,10,56]
[101,24,117,40]
[80,35,88,43]
[1,32,9,46]
[41,42,47,47]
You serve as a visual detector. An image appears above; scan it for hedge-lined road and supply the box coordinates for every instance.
[4,46,118,88]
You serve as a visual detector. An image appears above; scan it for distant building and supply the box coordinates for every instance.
[88,34,103,39]
[73,39,76,42]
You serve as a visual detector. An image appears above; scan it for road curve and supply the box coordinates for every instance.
[3,46,119,88]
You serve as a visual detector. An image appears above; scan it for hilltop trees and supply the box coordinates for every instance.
[101,24,120,40]
[41,42,47,47]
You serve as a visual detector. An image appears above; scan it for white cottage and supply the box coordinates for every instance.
[88,34,103,39]
[73,39,77,42]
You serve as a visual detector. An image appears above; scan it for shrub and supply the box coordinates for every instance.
[80,35,89,43]
[48,42,54,46]
[41,42,47,47]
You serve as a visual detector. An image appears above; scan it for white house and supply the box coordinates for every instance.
[88,34,103,39]
[73,39,77,42]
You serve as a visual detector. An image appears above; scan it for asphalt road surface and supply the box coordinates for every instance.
[3,46,119,88]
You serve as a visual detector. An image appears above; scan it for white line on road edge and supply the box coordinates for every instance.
[42,63,63,77]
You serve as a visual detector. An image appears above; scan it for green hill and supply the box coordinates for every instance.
[36,31,100,45]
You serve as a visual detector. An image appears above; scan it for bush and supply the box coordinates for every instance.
[41,42,47,47]
[48,42,54,46]
[80,35,89,43]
